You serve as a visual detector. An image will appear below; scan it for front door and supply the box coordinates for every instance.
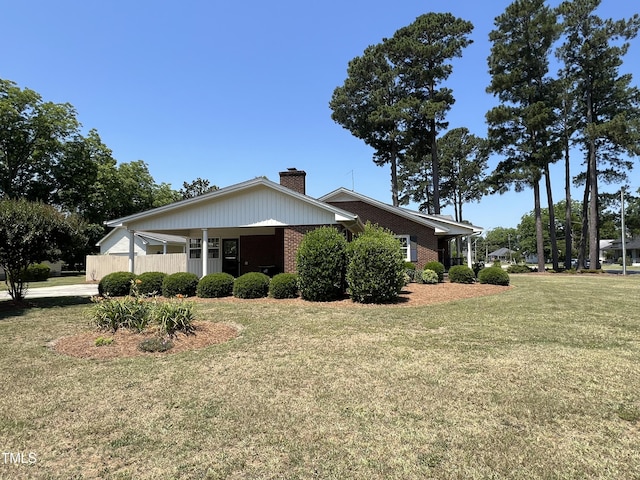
[222,239,239,277]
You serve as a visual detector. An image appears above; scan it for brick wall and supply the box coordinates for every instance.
[279,168,306,195]
[282,225,319,273]
[326,201,439,269]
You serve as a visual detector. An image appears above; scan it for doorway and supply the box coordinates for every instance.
[222,239,239,277]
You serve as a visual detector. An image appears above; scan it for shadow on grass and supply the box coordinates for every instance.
[0,296,93,320]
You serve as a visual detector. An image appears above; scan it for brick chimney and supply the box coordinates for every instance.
[279,168,306,195]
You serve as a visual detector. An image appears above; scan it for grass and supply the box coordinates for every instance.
[0,275,639,479]
[0,274,87,292]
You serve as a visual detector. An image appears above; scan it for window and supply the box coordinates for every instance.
[395,235,417,262]
[190,237,221,259]
[207,238,220,259]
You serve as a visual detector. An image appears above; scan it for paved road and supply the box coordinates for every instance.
[0,284,99,300]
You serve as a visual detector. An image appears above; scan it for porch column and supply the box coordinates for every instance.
[128,229,135,273]
[467,236,473,268]
[201,229,208,277]
[162,241,167,255]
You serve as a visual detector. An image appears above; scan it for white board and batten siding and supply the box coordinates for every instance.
[125,185,338,232]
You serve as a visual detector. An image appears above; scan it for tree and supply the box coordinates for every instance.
[0,79,80,202]
[180,177,218,199]
[556,0,640,269]
[486,0,561,273]
[0,199,71,301]
[330,13,473,208]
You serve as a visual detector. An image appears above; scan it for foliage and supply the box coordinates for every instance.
[424,261,445,282]
[268,273,299,299]
[135,272,167,296]
[421,269,439,285]
[180,177,218,199]
[0,199,72,301]
[94,337,113,347]
[331,14,473,208]
[98,272,137,297]
[233,272,270,299]
[478,266,510,286]
[162,272,199,298]
[138,337,174,353]
[507,264,533,274]
[91,295,150,332]
[296,226,348,302]
[448,265,476,284]
[20,263,50,282]
[197,272,234,298]
[472,262,485,278]
[153,300,195,336]
[346,224,406,304]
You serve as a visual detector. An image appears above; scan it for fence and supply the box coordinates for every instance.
[86,254,187,282]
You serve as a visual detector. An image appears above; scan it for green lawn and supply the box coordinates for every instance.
[0,274,87,292]
[0,275,639,479]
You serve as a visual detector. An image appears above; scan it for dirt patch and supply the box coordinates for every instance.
[52,282,509,360]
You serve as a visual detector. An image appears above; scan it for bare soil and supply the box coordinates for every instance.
[53,282,510,360]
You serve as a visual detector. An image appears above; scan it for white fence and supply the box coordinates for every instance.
[86,254,187,282]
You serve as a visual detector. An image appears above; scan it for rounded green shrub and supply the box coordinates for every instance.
[135,271,167,296]
[421,269,439,285]
[424,261,445,282]
[506,264,532,274]
[296,226,348,302]
[197,272,235,298]
[98,271,137,297]
[269,273,299,299]
[346,224,406,304]
[448,265,475,284]
[162,272,199,297]
[21,263,51,282]
[233,272,270,299]
[478,266,510,286]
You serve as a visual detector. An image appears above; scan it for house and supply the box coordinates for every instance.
[87,168,482,280]
[603,237,640,266]
[97,229,186,256]
[488,247,515,263]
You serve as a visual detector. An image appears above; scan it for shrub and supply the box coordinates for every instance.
[421,269,439,285]
[94,337,113,347]
[139,337,174,353]
[162,272,199,297]
[98,271,137,297]
[233,272,270,299]
[346,224,406,304]
[424,261,445,282]
[153,300,195,335]
[405,268,417,283]
[197,272,234,298]
[91,295,150,332]
[296,226,348,301]
[478,266,510,286]
[472,262,485,278]
[135,272,166,296]
[507,264,532,274]
[21,263,51,282]
[269,273,299,299]
[448,265,475,284]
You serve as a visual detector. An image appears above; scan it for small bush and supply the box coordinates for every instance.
[296,226,348,302]
[421,269,439,285]
[162,272,199,297]
[233,272,270,299]
[153,300,195,335]
[94,336,113,347]
[135,272,167,296]
[91,295,150,332]
[138,337,174,353]
[478,266,510,286]
[98,271,137,297]
[448,265,475,284]
[424,261,445,282]
[346,224,406,304]
[405,268,417,283]
[507,264,532,274]
[269,273,299,299]
[21,263,51,282]
[197,272,235,298]
[472,262,485,278]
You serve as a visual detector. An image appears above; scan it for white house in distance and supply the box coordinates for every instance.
[97,229,186,256]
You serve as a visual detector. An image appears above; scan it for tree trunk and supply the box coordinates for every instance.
[430,118,440,214]
[586,87,599,269]
[544,163,559,271]
[534,177,546,273]
[564,126,572,270]
[578,173,590,270]
[390,143,399,207]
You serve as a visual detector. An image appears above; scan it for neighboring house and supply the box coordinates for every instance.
[97,229,186,256]
[603,238,640,266]
[88,168,483,280]
[488,247,515,263]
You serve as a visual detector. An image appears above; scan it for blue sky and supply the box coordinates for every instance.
[3,0,639,231]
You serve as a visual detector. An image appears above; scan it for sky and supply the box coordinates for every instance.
[3,0,639,231]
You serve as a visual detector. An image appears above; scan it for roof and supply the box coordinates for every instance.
[96,228,187,247]
[605,238,640,249]
[319,188,483,236]
[488,247,514,257]
[105,177,364,233]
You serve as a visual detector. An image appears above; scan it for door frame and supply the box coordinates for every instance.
[222,238,240,277]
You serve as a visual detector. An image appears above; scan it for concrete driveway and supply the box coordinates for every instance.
[0,284,99,300]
